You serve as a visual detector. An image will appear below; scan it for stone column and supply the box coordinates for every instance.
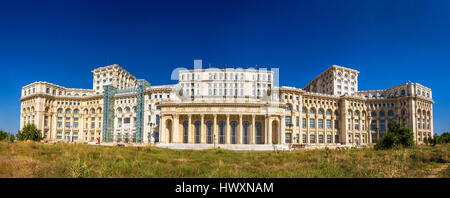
[376,119,380,139]
[268,117,272,144]
[315,118,319,144]
[173,114,179,143]
[324,118,327,145]
[280,115,285,144]
[201,114,205,144]
[213,114,218,144]
[160,115,166,143]
[251,115,255,144]
[51,113,57,141]
[239,114,243,144]
[331,116,335,144]
[368,116,372,144]
[226,114,230,144]
[306,116,310,144]
[188,114,192,144]
[265,115,269,144]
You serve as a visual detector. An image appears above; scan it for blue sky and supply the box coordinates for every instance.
[1,0,449,134]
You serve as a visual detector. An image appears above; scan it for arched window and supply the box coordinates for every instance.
[117,108,122,114]
[65,109,71,114]
[219,121,225,144]
[125,107,130,113]
[286,105,291,111]
[326,109,331,115]
[354,111,359,117]
[302,108,307,113]
[194,121,201,144]
[318,109,323,115]
[255,122,262,144]
[309,108,315,114]
[57,108,63,114]
[74,109,79,114]
[379,111,385,117]
[183,121,189,143]
[231,121,237,144]
[206,121,213,144]
[371,111,376,117]
[243,121,249,144]
[97,108,102,114]
[91,109,95,114]
[388,110,394,117]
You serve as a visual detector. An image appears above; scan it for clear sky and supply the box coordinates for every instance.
[1,0,449,134]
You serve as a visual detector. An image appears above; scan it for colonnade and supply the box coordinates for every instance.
[158,114,284,145]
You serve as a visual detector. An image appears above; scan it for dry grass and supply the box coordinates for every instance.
[0,141,448,178]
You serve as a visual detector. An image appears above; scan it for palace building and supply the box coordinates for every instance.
[19,60,434,150]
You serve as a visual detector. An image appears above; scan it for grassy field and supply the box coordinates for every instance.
[0,141,448,178]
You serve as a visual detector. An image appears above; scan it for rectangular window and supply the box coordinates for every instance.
[309,118,315,128]
[335,135,339,143]
[285,133,292,143]
[285,116,292,126]
[310,134,315,143]
[296,116,299,126]
[57,122,62,128]
[380,120,386,131]
[302,134,306,143]
[327,135,332,143]
[326,120,331,129]
[319,135,324,143]
[302,118,306,128]
[318,119,323,129]
[334,120,339,129]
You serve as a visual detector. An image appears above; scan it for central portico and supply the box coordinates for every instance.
[158,101,286,145]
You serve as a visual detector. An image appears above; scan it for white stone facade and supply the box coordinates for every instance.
[19,61,434,148]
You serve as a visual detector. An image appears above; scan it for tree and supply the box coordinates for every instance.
[423,136,429,145]
[439,132,450,143]
[0,130,15,142]
[375,121,414,150]
[17,124,43,141]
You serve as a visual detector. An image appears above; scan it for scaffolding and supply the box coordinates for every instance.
[102,85,117,142]
[135,79,150,143]
[101,80,149,143]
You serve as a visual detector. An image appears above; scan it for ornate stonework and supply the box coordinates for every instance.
[19,61,434,149]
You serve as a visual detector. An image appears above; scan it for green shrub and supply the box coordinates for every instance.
[375,121,414,150]
[17,124,43,142]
